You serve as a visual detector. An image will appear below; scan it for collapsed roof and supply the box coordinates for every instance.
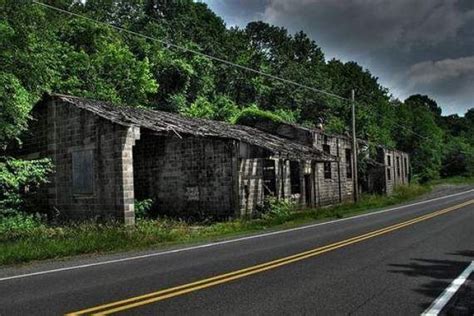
[44,94,337,161]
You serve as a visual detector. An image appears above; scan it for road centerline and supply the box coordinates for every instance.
[66,199,474,316]
[1,189,472,284]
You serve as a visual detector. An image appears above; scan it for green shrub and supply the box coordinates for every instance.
[0,212,45,241]
[180,95,239,122]
[180,96,215,119]
[232,105,284,126]
[260,197,296,223]
[392,183,429,200]
[0,158,53,215]
[0,72,32,145]
[134,199,153,219]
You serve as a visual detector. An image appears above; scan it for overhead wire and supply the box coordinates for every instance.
[32,0,349,102]
[32,0,434,143]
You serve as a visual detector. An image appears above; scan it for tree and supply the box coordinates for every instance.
[441,136,474,177]
[0,0,471,196]
[394,96,444,182]
[0,73,32,147]
[325,60,395,147]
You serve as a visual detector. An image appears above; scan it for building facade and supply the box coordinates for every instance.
[11,94,410,224]
[240,121,356,206]
[12,94,338,223]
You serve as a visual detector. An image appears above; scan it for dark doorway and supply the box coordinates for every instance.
[263,159,276,196]
[290,161,301,194]
[304,174,312,206]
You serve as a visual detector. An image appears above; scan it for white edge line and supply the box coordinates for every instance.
[421,261,474,316]
[0,189,473,282]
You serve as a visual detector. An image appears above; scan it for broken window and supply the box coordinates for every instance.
[387,167,391,181]
[345,148,352,179]
[323,144,331,179]
[387,155,391,166]
[72,149,94,195]
[290,161,301,194]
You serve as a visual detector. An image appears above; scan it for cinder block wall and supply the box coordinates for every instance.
[237,141,302,216]
[277,159,292,201]
[313,132,354,206]
[238,156,312,216]
[15,100,138,224]
[238,158,264,216]
[247,121,355,207]
[133,133,237,219]
[383,149,410,195]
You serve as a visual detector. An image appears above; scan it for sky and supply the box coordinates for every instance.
[202,0,474,116]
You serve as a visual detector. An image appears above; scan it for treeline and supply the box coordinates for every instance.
[1,0,473,188]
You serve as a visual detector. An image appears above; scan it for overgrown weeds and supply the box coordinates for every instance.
[0,181,465,266]
[428,176,474,186]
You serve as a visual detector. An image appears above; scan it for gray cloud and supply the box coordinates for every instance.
[203,0,474,115]
[408,56,474,85]
[202,0,267,26]
[264,0,467,52]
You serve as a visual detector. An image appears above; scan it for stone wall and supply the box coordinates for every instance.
[244,121,356,207]
[237,142,308,216]
[313,131,354,206]
[14,100,138,224]
[133,133,237,219]
[238,158,264,216]
[383,149,410,195]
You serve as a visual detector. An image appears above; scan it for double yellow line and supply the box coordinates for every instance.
[68,199,473,315]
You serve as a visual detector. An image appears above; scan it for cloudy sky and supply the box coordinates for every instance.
[203,0,474,115]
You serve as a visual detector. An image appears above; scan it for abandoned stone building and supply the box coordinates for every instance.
[355,141,410,195]
[241,120,356,206]
[243,120,410,199]
[11,94,410,224]
[13,94,345,224]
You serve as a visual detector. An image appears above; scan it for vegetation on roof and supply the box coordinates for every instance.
[51,94,335,161]
[232,105,284,126]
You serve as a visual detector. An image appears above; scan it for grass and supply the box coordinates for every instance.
[0,179,470,266]
[428,176,474,186]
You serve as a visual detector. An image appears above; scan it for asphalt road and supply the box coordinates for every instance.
[1,188,473,315]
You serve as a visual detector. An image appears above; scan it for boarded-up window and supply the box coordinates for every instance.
[72,150,94,195]
[290,161,301,194]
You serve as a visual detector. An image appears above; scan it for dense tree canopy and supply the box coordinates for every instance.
[1,0,473,182]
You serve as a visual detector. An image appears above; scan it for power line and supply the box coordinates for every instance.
[391,121,432,141]
[372,112,433,142]
[32,1,433,143]
[32,0,349,102]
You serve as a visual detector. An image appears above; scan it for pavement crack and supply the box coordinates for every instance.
[346,285,390,316]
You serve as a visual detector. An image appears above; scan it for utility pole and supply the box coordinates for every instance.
[351,89,359,202]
